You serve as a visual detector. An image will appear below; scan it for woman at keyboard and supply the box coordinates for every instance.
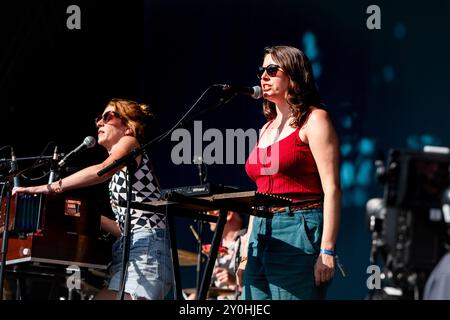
[13,98,173,300]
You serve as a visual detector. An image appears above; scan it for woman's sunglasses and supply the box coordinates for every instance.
[257,64,281,79]
[95,111,122,126]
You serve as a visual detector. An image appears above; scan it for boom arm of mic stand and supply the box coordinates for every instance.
[97,148,142,177]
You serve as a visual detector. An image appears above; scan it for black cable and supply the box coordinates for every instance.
[0,145,12,153]
[148,85,219,146]
[0,146,12,178]
[20,141,55,181]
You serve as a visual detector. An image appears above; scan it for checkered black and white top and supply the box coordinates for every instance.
[109,154,166,233]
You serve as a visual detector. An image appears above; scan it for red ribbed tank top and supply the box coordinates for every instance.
[245,122,323,201]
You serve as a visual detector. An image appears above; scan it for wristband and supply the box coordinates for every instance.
[51,179,63,193]
[320,248,335,256]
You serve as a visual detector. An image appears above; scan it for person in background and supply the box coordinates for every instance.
[187,210,246,300]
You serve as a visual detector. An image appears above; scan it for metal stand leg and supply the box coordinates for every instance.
[15,278,25,300]
[167,213,183,300]
[198,209,227,300]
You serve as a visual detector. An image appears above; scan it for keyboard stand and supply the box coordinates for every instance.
[122,190,291,300]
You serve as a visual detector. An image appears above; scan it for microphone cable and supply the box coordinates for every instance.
[20,141,55,181]
[145,84,219,149]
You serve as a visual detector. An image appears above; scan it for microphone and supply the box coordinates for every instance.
[215,84,263,99]
[58,136,96,168]
[10,147,21,187]
[48,146,59,183]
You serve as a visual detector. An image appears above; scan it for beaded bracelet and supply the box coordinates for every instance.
[51,179,63,193]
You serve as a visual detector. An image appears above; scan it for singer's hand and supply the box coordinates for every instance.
[12,187,25,196]
[12,185,49,196]
[100,215,121,238]
[314,254,335,286]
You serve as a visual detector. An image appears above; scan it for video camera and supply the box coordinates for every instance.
[367,147,450,297]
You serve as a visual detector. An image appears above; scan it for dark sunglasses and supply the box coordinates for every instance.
[257,64,281,79]
[95,111,122,126]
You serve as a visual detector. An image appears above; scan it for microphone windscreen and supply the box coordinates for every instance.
[84,136,96,148]
[252,86,263,99]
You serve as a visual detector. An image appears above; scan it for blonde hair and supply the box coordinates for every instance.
[107,98,155,143]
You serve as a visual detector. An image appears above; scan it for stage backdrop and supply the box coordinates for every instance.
[1,0,450,299]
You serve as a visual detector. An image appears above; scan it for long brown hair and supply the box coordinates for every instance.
[262,46,322,128]
[107,98,155,143]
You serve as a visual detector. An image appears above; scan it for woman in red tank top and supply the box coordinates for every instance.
[237,46,341,300]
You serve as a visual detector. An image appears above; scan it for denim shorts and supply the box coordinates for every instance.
[108,228,173,300]
[243,208,328,300]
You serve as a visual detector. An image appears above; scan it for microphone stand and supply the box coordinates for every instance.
[188,224,203,299]
[0,175,13,300]
[96,85,239,300]
[195,220,204,299]
[48,146,59,184]
[36,146,60,236]
[194,159,207,298]
[116,159,137,300]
